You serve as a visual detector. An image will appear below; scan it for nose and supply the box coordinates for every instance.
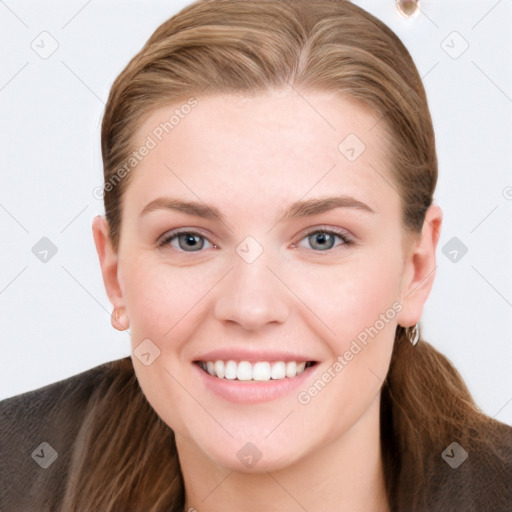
[214,251,290,331]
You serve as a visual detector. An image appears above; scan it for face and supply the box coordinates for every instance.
[94,89,436,472]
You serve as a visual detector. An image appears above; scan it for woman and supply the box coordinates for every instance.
[1,1,510,511]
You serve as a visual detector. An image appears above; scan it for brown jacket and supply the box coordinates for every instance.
[1,357,511,511]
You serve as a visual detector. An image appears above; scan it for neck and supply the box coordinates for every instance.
[176,392,390,512]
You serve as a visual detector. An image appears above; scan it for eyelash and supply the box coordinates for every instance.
[158,226,353,253]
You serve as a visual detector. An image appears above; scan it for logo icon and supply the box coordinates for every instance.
[442,236,468,263]
[237,442,263,468]
[338,133,366,162]
[31,442,58,469]
[236,236,264,264]
[32,237,58,263]
[441,31,469,60]
[31,31,59,60]
[442,441,468,469]
[133,338,161,366]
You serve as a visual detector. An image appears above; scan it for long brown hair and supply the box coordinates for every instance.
[62,1,509,510]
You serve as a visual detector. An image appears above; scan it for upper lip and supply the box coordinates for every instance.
[193,349,318,363]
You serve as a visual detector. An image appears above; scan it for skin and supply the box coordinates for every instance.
[93,88,442,511]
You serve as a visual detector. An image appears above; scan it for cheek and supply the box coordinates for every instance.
[122,259,212,339]
[122,262,204,433]
[131,356,195,439]
[290,250,401,349]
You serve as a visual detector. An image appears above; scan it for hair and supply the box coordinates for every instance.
[62,1,510,510]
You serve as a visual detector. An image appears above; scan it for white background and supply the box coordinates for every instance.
[0,1,511,425]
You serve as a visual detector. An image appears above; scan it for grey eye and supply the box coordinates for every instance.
[160,231,213,252]
[307,231,336,251]
[177,233,205,251]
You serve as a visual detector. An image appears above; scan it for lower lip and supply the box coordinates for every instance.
[193,363,319,404]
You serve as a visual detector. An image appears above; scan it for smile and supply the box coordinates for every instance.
[196,360,316,381]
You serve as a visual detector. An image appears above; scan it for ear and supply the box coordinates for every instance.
[396,204,443,328]
[92,215,129,330]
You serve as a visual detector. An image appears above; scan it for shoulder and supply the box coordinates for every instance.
[0,357,133,512]
[429,419,512,511]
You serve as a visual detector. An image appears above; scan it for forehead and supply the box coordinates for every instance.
[125,89,397,219]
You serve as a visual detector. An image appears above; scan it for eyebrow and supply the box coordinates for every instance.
[139,195,375,226]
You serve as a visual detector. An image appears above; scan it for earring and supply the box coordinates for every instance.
[408,324,420,346]
[111,307,128,331]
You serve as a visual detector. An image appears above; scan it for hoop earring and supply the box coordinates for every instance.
[408,324,420,346]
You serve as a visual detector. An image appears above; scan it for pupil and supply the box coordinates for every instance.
[180,233,202,250]
[313,232,333,250]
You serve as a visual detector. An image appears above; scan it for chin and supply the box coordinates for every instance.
[203,441,305,474]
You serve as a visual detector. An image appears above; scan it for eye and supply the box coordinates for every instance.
[158,226,353,253]
[294,227,353,252]
[158,229,215,252]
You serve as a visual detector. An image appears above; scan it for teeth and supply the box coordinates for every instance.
[285,361,297,378]
[270,361,286,379]
[237,361,252,381]
[225,360,237,380]
[206,361,215,376]
[214,360,225,378]
[252,362,271,381]
[198,360,311,381]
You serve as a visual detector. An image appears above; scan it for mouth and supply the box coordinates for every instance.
[194,360,317,381]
